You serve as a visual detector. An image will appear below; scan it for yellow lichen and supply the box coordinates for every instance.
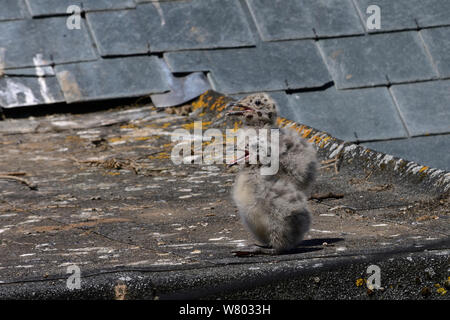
[437,287,447,295]
[419,166,429,173]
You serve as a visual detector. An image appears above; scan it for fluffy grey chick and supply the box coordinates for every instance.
[227,93,317,255]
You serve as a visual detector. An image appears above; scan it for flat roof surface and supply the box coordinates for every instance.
[0,91,448,299]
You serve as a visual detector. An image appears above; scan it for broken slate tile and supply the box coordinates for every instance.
[137,0,256,52]
[25,0,136,17]
[0,76,64,108]
[151,60,210,108]
[0,0,28,21]
[390,80,450,136]
[355,0,450,32]
[0,18,97,69]
[274,86,407,142]
[319,32,438,89]
[86,10,149,57]
[421,27,450,78]
[165,41,331,94]
[54,57,170,103]
[247,0,364,41]
[364,135,450,171]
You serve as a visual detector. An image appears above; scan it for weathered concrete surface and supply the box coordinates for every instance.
[0,91,448,299]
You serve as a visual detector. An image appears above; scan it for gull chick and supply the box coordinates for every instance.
[227,93,317,255]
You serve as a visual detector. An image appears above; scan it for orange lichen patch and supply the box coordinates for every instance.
[192,92,209,111]
[162,143,174,148]
[181,121,212,130]
[228,121,242,133]
[210,96,226,111]
[302,128,312,138]
[148,152,170,160]
[308,135,325,145]
[419,166,429,173]
[134,137,152,141]
[276,117,290,128]
[437,287,447,295]
[198,112,206,117]
[356,278,364,287]
[319,136,332,148]
[105,171,121,176]
[27,218,130,233]
[215,99,228,112]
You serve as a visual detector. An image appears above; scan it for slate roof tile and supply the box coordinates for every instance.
[0,18,97,69]
[165,41,331,94]
[390,80,450,136]
[319,32,438,89]
[0,76,64,108]
[25,0,136,17]
[247,0,365,41]
[272,86,407,142]
[54,57,170,103]
[355,0,450,32]
[421,27,450,78]
[137,0,256,52]
[364,135,450,171]
[0,0,29,21]
[86,10,149,57]
[150,61,211,108]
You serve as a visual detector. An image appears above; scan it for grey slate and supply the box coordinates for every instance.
[0,76,64,108]
[319,32,438,89]
[247,0,364,41]
[2,66,55,77]
[165,41,332,94]
[390,81,450,136]
[0,0,28,21]
[151,60,211,108]
[355,0,450,32]
[137,0,256,52]
[421,27,450,79]
[86,10,149,57]
[54,57,170,103]
[0,18,97,69]
[25,0,136,17]
[355,0,418,33]
[364,135,450,171]
[272,87,407,142]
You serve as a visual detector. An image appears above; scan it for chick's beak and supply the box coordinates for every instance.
[225,101,255,116]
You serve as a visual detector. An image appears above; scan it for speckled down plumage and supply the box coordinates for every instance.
[229,93,317,253]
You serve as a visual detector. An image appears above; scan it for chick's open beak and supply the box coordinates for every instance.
[228,149,250,167]
[225,102,255,116]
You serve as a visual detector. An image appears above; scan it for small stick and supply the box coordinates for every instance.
[320,163,335,170]
[0,172,27,176]
[320,159,337,165]
[0,175,37,190]
[309,192,344,201]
